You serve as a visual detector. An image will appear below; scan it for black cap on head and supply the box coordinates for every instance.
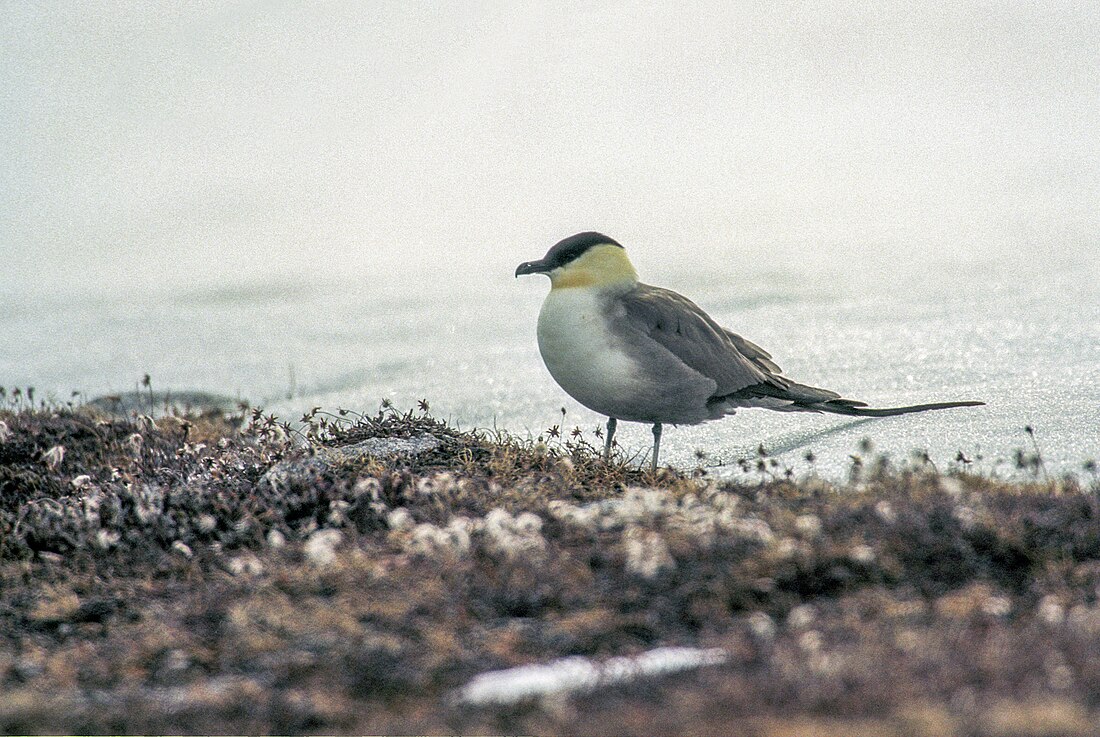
[515,231,621,277]
[544,232,621,268]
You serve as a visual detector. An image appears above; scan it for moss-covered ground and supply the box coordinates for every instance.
[1,401,1098,735]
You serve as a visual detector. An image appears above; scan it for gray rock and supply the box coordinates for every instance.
[263,434,441,492]
[89,391,241,417]
[320,435,441,463]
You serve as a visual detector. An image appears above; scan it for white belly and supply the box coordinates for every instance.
[536,288,641,418]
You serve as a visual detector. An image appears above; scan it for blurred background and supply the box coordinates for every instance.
[2,2,1098,477]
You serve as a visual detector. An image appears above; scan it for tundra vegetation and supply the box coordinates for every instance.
[1,391,1098,736]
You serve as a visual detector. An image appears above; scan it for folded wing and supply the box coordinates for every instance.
[618,283,983,416]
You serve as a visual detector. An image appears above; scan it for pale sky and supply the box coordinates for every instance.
[3,1,1098,294]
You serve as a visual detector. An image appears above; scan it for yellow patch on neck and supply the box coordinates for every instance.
[549,244,638,290]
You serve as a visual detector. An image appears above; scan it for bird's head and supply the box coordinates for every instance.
[515,232,638,289]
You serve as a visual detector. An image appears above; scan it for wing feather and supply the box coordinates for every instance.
[617,284,783,397]
[613,283,982,418]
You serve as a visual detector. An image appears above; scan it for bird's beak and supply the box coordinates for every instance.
[515,259,549,277]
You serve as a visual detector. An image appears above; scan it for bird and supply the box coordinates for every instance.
[515,231,984,473]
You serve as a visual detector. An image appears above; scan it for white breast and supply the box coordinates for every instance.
[536,287,641,418]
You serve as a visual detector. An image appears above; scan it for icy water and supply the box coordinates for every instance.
[3,250,1097,481]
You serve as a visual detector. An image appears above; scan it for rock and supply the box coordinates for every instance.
[262,434,442,492]
[319,435,441,464]
[88,391,241,417]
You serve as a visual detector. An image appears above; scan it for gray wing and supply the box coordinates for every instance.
[723,330,782,376]
[618,284,782,394]
[618,283,845,405]
[616,283,983,417]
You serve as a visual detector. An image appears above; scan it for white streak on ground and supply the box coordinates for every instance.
[454,646,728,706]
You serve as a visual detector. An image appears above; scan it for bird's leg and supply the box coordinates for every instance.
[650,422,662,473]
[604,417,617,461]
